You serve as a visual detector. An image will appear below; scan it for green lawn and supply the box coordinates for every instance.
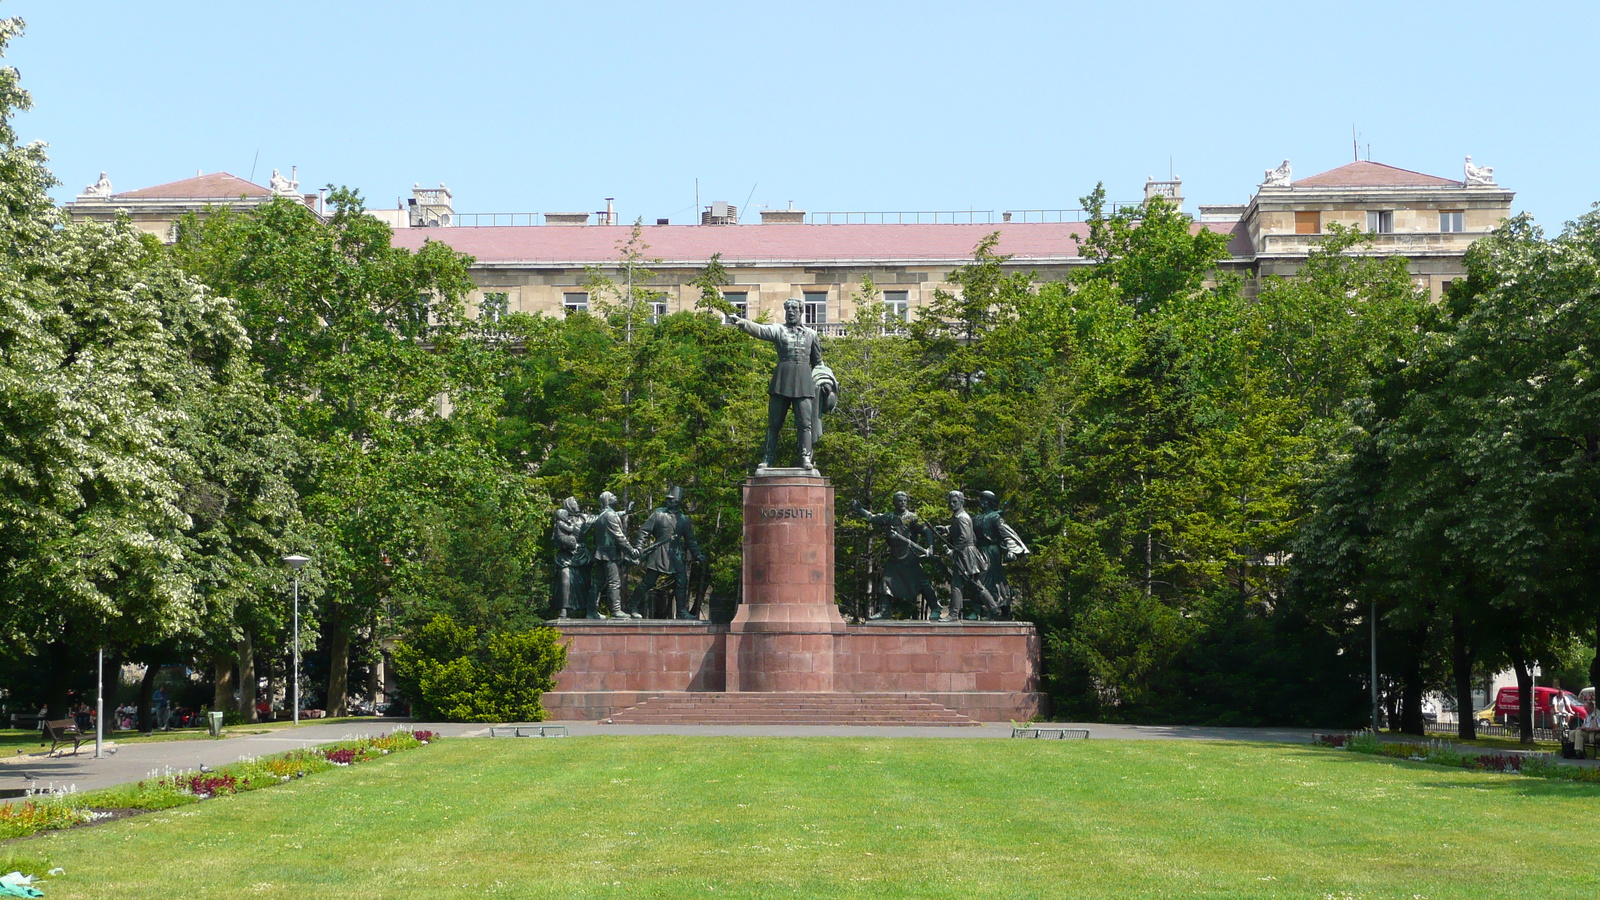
[15,737,1600,899]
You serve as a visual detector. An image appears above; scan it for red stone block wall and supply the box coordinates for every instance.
[551,622,726,693]
[833,623,1041,695]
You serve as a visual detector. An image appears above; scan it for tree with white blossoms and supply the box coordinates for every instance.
[0,15,304,716]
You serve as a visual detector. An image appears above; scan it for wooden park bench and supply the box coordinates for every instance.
[489,724,568,738]
[1011,726,1090,740]
[41,718,84,756]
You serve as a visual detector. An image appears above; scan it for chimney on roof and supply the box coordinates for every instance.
[408,182,454,227]
[759,206,805,224]
[702,201,737,225]
[594,198,616,226]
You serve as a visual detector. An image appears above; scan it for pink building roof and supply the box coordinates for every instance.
[113,172,271,200]
[390,220,1249,266]
[1293,161,1461,188]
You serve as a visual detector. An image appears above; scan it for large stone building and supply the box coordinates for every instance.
[62,168,322,240]
[67,158,1512,325]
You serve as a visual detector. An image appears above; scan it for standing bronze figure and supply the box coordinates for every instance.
[629,486,704,620]
[851,492,941,620]
[933,490,1003,621]
[727,298,836,471]
[552,496,596,619]
[974,491,1029,619]
[590,490,638,619]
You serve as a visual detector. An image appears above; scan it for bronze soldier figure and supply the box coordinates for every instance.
[727,298,836,471]
[552,496,595,619]
[590,490,638,619]
[933,490,1003,621]
[851,492,941,620]
[973,491,1029,619]
[628,486,704,620]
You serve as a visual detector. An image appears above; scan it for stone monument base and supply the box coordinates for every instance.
[540,619,1046,723]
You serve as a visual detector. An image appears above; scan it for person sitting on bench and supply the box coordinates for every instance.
[1574,697,1600,758]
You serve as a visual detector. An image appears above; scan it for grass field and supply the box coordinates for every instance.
[13,736,1600,899]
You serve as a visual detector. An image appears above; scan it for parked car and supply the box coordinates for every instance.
[1490,685,1585,730]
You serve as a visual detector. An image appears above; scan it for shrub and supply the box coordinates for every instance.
[392,614,566,722]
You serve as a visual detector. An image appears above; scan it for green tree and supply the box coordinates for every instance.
[173,188,478,715]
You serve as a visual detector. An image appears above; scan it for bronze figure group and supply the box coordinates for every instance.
[852,489,1028,622]
[552,487,703,620]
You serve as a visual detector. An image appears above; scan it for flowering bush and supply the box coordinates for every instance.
[1471,753,1525,774]
[324,747,360,766]
[244,749,332,781]
[0,801,87,840]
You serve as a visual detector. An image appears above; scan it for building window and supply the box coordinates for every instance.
[803,291,828,325]
[1440,210,1465,233]
[648,300,668,323]
[563,292,589,315]
[883,291,909,322]
[480,291,509,323]
[1294,211,1320,235]
[1367,210,1394,234]
[723,291,748,324]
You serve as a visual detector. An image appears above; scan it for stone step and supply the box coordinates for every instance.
[603,692,979,726]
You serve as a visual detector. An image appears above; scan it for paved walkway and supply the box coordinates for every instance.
[0,720,1321,796]
[0,722,488,797]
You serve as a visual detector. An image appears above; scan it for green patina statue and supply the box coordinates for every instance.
[851,492,942,621]
[628,486,704,620]
[727,298,837,471]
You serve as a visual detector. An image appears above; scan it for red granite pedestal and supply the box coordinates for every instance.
[725,471,846,692]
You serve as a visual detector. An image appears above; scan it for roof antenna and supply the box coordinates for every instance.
[739,182,757,224]
[249,149,259,184]
[1366,143,1371,161]
[1352,125,1358,162]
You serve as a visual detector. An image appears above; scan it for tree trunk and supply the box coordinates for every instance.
[136,663,158,734]
[1590,612,1600,700]
[45,638,73,720]
[327,608,350,717]
[1451,613,1477,741]
[1512,654,1534,744]
[212,654,235,716]
[236,631,257,724]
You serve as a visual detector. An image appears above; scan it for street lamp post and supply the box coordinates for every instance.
[1370,599,1380,734]
[282,554,310,725]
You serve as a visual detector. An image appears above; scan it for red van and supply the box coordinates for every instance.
[1492,686,1584,730]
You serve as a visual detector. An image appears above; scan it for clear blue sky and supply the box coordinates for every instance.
[9,0,1598,229]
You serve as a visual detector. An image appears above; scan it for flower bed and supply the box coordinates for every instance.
[1,728,442,842]
[1317,730,1600,783]
[0,801,89,841]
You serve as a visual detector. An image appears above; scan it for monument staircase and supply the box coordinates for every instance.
[602,692,980,726]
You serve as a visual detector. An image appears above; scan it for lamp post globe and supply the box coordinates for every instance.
[282,554,311,725]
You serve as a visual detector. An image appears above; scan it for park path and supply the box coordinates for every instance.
[0,721,490,797]
[0,719,1324,797]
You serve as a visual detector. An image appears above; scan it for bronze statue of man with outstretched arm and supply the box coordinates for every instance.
[727,298,830,471]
